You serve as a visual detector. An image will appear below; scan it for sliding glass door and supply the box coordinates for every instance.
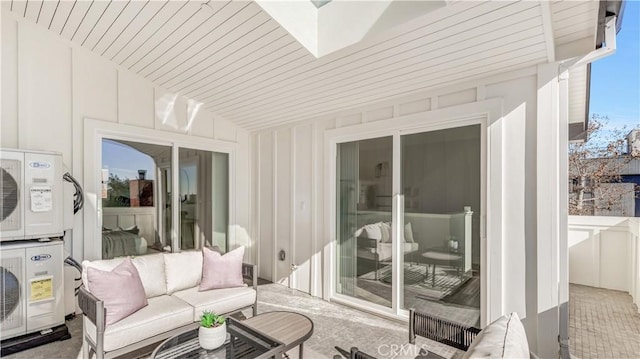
[400,125,481,327]
[336,137,393,307]
[178,148,228,252]
[335,124,482,325]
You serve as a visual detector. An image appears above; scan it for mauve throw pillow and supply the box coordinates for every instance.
[87,258,148,325]
[199,246,245,291]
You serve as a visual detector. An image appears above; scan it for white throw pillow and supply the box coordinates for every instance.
[164,251,203,294]
[464,312,530,359]
[404,222,415,243]
[362,223,383,241]
[380,222,391,243]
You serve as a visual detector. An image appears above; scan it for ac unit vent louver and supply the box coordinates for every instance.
[0,159,20,229]
[0,257,23,331]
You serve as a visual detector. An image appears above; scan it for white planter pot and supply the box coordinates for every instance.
[198,322,227,350]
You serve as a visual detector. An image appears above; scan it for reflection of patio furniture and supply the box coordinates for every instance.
[420,248,463,287]
[357,237,419,280]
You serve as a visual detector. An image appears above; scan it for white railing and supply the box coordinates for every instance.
[568,216,640,312]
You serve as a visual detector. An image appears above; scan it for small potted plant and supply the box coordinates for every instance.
[198,311,227,350]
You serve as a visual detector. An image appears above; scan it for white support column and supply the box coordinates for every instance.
[558,66,570,359]
[535,62,561,358]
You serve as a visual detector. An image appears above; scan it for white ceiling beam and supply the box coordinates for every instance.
[539,0,556,63]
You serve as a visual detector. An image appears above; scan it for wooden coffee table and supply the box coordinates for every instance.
[242,311,314,358]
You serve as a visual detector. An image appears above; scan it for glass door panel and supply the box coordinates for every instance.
[400,125,481,327]
[336,136,393,307]
[178,148,228,252]
[101,139,172,259]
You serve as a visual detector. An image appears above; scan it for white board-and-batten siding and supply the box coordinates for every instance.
[1,9,251,263]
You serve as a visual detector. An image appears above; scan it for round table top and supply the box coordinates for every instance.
[421,250,461,261]
[242,311,314,350]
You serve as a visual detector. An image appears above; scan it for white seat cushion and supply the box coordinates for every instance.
[85,295,193,352]
[164,251,203,294]
[172,286,256,322]
[377,242,420,261]
[82,253,167,298]
[463,312,530,359]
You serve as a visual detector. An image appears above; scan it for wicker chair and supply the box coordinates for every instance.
[408,308,481,351]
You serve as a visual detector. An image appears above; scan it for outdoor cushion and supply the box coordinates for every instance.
[200,246,245,290]
[357,242,419,262]
[362,223,383,240]
[380,222,391,243]
[463,312,530,359]
[86,258,148,325]
[82,254,167,298]
[405,222,415,242]
[85,295,193,352]
[172,286,257,322]
[164,250,203,294]
[128,253,167,298]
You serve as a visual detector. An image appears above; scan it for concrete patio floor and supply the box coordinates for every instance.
[9,282,640,358]
[569,284,640,358]
[4,282,462,359]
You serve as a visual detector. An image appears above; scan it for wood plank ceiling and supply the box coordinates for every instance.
[3,0,598,131]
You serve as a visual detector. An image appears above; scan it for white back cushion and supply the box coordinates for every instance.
[82,254,167,298]
[362,223,383,240]
[131,254,167,297]
[164,251,203,294]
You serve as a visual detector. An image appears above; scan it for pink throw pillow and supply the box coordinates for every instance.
[199,246,245,291]
[87,258,148,325]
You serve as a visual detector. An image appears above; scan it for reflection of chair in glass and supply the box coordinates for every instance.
[355,222,420,280]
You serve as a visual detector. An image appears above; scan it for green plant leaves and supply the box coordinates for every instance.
[200,310,225,328]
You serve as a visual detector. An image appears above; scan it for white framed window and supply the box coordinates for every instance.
[83,119,236,260]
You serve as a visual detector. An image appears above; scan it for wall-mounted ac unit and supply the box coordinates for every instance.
[0,240,64,340]
[0,149,64,241]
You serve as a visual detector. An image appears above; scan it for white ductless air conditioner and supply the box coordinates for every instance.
[0,240,65,340]
[0,149,64,241]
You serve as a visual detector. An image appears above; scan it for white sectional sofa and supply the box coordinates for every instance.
[78,250,257,359]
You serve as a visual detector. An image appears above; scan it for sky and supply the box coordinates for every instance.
[102,139,196,195]
[102,139,156,181]
[589,1,640,136]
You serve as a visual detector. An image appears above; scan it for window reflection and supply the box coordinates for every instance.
[101,139,172,259]
[178,148,228,252]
